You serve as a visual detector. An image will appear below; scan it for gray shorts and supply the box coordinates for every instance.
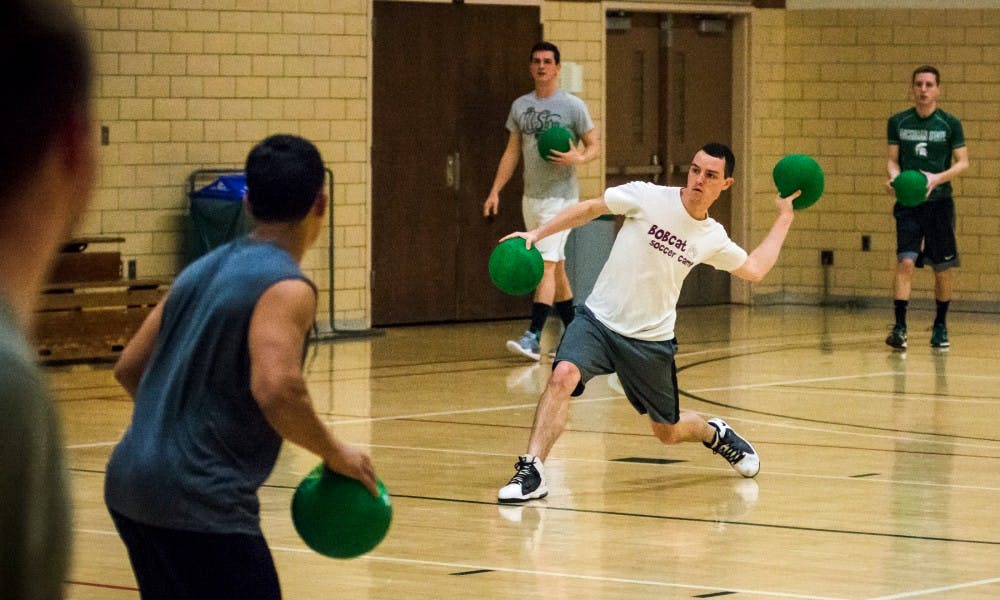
[555,306,679,424]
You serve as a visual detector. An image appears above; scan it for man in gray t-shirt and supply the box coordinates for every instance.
[483,41,601,361]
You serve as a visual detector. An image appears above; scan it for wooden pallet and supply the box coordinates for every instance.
[34,278,169,363]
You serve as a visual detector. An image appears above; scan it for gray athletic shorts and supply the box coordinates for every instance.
[555,305,679,424]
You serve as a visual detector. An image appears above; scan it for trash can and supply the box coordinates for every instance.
[187,171,253,264]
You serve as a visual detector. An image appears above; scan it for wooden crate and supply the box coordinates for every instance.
[34,279,169,362]
[48,251,122,283]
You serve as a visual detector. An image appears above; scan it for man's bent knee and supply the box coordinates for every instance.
[547,361,581,395]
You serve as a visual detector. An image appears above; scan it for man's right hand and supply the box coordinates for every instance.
[483,193,500,218]
[325,442,379,496]
[499,230,538,249]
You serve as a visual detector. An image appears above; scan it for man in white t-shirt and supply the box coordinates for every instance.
[497,143,799,503]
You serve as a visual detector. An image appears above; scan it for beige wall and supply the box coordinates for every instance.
[749,7,999,311]
[75,0,371,329]
[75,0,999,331]
[542,1,607,200]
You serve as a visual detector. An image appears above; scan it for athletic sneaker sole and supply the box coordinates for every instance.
[498,490,548,504]
[505,340,540,361]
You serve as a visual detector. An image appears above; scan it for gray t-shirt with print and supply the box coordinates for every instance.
[507,89,595,200]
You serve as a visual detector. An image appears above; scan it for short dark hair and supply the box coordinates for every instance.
[245,135,325,222]
[700,143,735,178]
[912,65,940,86]
[531,41,560,65]
[0,0,93,200]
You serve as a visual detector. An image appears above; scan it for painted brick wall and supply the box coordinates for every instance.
[542,1,606,200]
[74,0,371,329]
[751,8,999,309]
[75,1,999,327]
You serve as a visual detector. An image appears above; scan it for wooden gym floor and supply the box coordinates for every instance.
[53,304,999,599]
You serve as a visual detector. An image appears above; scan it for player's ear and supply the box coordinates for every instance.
[312,192,328,217]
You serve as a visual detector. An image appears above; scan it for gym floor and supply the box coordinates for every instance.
[55,304,1000,599]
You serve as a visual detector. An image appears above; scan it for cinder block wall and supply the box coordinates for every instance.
[75,1,999,328]
[749,7,999,310]
[542,1,606,200]
[74,0,371,329]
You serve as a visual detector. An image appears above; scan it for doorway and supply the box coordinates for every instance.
[605,11,734,306]
[372,2,541,325]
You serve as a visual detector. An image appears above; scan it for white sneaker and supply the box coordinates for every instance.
[498,454,547,503]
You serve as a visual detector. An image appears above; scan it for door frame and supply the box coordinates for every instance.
[603,3,752,304]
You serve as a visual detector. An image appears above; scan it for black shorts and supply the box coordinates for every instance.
[555,305,680,424]
[894,197,959,271]
[109,510,281,600]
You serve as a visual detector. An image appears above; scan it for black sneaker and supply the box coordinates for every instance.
[885,324,907,349]
[930,323,950,349]
[704,418,760,478]
[498,454,548,503]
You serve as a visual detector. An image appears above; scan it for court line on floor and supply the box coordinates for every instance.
[67,440,1000,493]
[865,577,1000,599]
[67,366,1000,453]
[266,544,851,600]
[384,492,999,546]
[353,442,1000,493]
[70,526,849,599]
[750,384,999,405]
[319,370,934,426]
[73,501,996,598]
[66,380,1000,455]
[718,415,1000,453]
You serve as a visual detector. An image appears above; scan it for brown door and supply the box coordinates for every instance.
[664,14,734,307]
[372,2,540,325]
[605,13,663,189]
[605,12,734,307]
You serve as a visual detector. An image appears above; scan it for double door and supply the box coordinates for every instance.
[372,2,540,325]
[606,12,734,306]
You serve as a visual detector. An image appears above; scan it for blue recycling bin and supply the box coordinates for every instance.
[187,172,253,264]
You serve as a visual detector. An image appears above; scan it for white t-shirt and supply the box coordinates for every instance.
[585,182,748,341]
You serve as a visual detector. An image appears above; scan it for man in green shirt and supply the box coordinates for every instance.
[885,65,969,350]
[0,1,96,598]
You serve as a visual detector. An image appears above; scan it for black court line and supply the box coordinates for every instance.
[612,457,687,465]
[324,492,999,547]
[675,350,1000,443]
[850,473,881,478]
[67,580,139,592]
[386,417,999,460]
[367,336,1000,445]
[679,387,1000,444]
[450,569,495,576]
[694,592,736,598]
